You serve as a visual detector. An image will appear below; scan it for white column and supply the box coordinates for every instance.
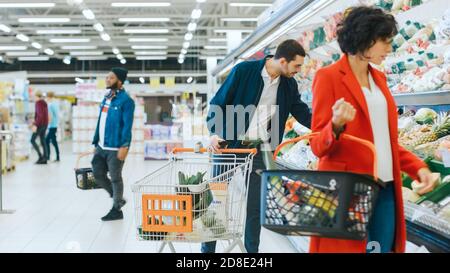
[206,57,218,103]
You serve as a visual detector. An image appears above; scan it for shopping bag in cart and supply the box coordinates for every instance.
[261,133,386,241]
[74,152,101,190]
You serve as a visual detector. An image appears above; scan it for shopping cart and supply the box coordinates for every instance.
[260,133,386,241]
[132,147,257,253]
[74,152,101,190]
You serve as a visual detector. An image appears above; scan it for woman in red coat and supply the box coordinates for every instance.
[309,6,436,253]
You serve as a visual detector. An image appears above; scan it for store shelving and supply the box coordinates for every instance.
[393,90,450,106]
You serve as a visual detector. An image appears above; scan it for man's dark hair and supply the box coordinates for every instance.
[274,39,306,62]
[337,6,398,55]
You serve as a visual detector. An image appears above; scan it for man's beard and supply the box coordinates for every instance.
[107,82,119,90]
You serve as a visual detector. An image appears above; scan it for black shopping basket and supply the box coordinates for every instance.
[260,133,386,241]
[74,152,101,190]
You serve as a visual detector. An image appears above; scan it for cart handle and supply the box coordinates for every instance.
[75,151,93,170]
[273,132,378,181]
[172,147,258,155]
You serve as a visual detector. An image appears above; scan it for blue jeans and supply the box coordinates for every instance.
[367,182,396,253]
[201,152,265,253]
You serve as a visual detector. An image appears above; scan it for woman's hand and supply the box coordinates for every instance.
[331,98,356,134]
[416,168,437,195]
[207,135,224,154]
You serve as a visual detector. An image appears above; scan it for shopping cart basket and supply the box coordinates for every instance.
[132,147,257,253]
[74,152,101,190]
[261,133,386,241]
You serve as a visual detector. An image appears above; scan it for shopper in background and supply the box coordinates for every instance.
[31,91,49,165]
[45,92,60,162]
[205,39,312,253]
[91,67,135,221]
[309,6,436,253]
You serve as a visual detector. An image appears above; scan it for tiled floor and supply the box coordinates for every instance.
[0,142,299,253]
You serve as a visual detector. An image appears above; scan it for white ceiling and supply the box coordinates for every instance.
[0,0,273,64]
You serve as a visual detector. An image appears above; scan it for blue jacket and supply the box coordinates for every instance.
[206,56,311,149]
[92,89,135,148]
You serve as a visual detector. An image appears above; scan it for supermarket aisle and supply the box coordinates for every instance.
[0,142,298,253]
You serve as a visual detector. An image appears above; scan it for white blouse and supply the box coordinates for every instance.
[361,73,394,182]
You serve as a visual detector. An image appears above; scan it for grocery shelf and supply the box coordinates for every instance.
[393,90,450,106]
[395,0,449,25]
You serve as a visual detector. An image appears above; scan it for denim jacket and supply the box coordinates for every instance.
[92,89,135,148]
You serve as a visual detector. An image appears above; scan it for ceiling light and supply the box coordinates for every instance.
[181,49,187,55]
[118,18,170,22]
[93,23,104,32]
[124,29,169,34]
[116,54,124,60]
[61,45,97,50]
[112,48,120,54]
[191,9,202,20]
[18,56,50,61]
[75,77,84,83]
[209,38,227,42]
[131,45,168,50]
[221,18,258,22]
[82,9,95,20]
[184,33,193,41]
[6,51,39,56]
[100,33,111,41]
[63,56,71,65]
[0,24,11,33]
[187,77,193,83]
[136,56,167,60]
[31,42,42,49]
[70,51,104,56]
[178,58,184,64]
[16,34,30,42]
[134,51,167,56]
[187,22,197,32]
[36,29,81,34]
[229,3,272,7]
[111,2,171,7]
[0,3,55,8]
[18,18,71,23]
[77,56,108,61]
[139,77,145,84]
[0,46,27,51]
[50,38,90,43]
[120,58,126,64]
[44,48,54,55]
[204,45,228,50]
[182,42,190,49]
[128,38,168,42]
[196,0,207,3]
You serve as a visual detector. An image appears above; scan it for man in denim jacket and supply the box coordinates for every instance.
[91,67,135,221]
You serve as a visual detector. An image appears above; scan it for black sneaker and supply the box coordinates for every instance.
[36,159,47,165]
[101,208,123,221]
[119,199,127,209]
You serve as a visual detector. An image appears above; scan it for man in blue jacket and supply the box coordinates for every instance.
[204,39,311,253]
[91,67,135,221]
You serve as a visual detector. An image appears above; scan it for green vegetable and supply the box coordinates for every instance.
[177,171,213,219]
[414,108,438,125]
[201,210,226,235]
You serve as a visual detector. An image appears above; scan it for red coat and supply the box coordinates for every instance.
[309,54,427,253]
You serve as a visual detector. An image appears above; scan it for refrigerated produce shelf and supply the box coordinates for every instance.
[393,90,450,106]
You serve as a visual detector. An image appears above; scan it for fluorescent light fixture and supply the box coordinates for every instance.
[187,22,197,32]
[118,18,170,22]
[50,38,90,43]
[120,58,126,64]
[181,49,187,55]
[128,38,168,42]
[100,33,111,41]
[44,48,54,55]
[221,18,258,22]
[111,2,171,7]
[178,58,184,64]
[191,9,202,20]
[0,46,27,51]
[112,48,120,54]
[124,29,169,34]
[18,18,71,23]
[36,29,81,34]
[93,23,104,32]
[18,56,50,61]
[0,24,11,33]
[196,0,207,3]
[182,42,190,49]
[209,38,227,42]
[0,56,3,62]
[204,45,227,50]
[61,45,97,50]
[6,51,39,56]
[82,9,95,20]
[77,56,108,61]
[16,34,30,42]
[214,29,253,33]
[139,77,145,84]
[31,42,42,49]
[134,51,167,56]
[184,33,193,41]
[116,54,124,59]
[63,56,71,65]
[187,77,193,83]
[136,56,167,60]
[70,51,104,56]
[131,45,167,50]
[75,77,84,83]
[0,3,55,8]
[229,3,272,7]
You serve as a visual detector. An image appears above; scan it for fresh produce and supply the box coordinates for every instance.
[414,136,450,159]
[411,172,441,194]
[177,171,213,219]
[404,113,450,149]
[434,139,450,161]
[414,108,438,125]
[402,187,421,203]
[296,205,331,226]
[201,210,227,235]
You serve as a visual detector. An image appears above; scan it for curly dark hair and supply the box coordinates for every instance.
[337,6,398,55]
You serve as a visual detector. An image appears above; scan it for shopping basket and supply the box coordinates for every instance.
[74,152,101,190]
[260,133,386,241]
[131,146,257,253]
